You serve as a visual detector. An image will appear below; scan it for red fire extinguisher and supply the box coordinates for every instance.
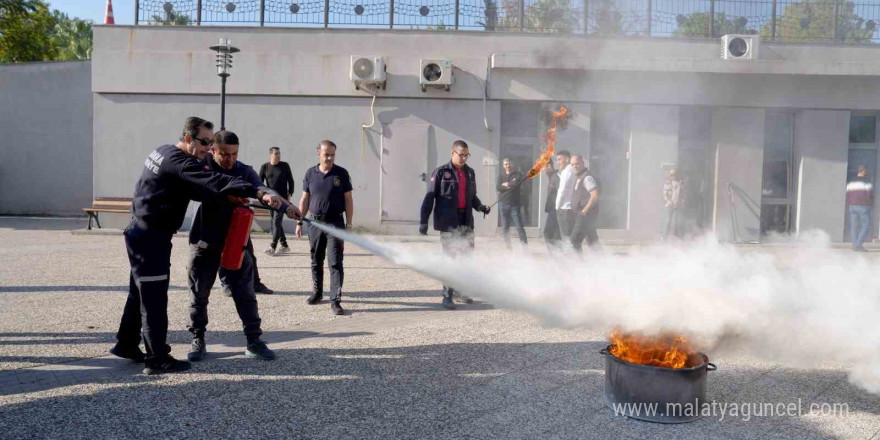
[220,205,255,270]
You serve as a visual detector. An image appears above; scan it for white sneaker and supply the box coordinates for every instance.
[264,247,275,256]
[278,245,291,254]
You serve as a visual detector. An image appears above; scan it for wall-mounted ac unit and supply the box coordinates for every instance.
[419,59,454,92]
[350,56,386,90]
[721,35,760,60]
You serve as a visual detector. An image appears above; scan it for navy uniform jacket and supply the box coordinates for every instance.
[420,161,486,232]
[132,144,257,234]
[189,158,278,247]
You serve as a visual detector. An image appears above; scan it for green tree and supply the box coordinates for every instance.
[477,0,499,31]
[524,0,580,33]
[759,0,873,42]
[673,12,752,38]
[51,10,92,60]
[590,0,626,36]
[151,10,191,25]
[0,0,57,62]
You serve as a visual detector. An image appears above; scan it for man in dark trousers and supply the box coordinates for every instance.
[569,155,601,252]
[296,140,354,316]
[497,158,528,249]
[260,146,296,256]
[542,161,561,251]
[420,140,491,310]
[187,131,302,363]
[110,117,284,375]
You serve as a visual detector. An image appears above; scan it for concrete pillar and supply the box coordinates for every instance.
[794,110,850,242]
[712,108,766,242]
[627,105,680,238]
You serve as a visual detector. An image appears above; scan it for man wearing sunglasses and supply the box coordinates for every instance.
[110,116,285,375]
[419,140,491,310]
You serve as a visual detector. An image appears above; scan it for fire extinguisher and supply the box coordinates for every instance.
[220,205,255,270]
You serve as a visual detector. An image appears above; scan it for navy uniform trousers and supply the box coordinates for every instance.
[187,240,262,341]
[308,215,346,301]
[116,221,174,362]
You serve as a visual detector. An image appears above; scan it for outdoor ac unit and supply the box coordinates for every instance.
[419,59,454,92]
[721,35,760,60]
[350,56,386,90]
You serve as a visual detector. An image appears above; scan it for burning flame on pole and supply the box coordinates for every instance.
[527,105,569,178]
[609,330,694,369]
[489,106,570,209]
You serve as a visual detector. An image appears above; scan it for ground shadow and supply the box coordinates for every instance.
[1,339,876,439]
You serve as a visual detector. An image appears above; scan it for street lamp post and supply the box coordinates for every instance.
[209,38,240,130]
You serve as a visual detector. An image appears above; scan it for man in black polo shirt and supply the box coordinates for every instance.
[296,140,354,315]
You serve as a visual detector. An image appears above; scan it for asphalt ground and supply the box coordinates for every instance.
[0,217,877,440]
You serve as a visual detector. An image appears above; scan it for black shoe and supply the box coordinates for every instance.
[441,296,456,310]
[109,343,145,363]
[453,292,474,304]
[143,356,191,375]
[331,300,344,315]
[245,340,276,360]
[187,337,206,362]
[254,282,274,295]
[306,292,323,305]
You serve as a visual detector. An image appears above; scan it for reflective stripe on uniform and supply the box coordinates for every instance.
[138,274,169,282]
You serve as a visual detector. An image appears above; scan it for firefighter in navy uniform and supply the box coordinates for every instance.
[419,140,491,310]
[109,117,285,375]
[296,140,354,316]
[186,131,302,363]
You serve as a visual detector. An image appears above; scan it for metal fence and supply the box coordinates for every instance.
[136,0,880,42]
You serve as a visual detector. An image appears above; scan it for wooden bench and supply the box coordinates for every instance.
[83,197,132,230]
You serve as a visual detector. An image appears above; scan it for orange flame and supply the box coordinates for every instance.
[526,106,569,179]
[608,330,693,369]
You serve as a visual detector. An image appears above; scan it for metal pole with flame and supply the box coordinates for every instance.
[487,105,570,210]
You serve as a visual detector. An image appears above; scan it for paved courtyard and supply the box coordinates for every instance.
[0,217,877,439]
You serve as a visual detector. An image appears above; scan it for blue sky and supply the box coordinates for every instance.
[46,0,134,24]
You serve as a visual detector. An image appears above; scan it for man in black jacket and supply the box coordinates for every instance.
[187,131,302,363]
[110,117,284,375]
[260,147,296,255]
[497,158,528,249]
[419,140,491,310]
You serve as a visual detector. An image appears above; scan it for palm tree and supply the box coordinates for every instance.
[51,10,92,60]
[151,10,191,26]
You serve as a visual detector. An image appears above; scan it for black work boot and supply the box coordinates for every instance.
[254,282,274,295]
[331,300,345,316]
[441,296,456,310]
[245,339,276,360]
[143,355,191,375]
[109,343,145,363]
[187,336,206,362]
[306,292,323,305]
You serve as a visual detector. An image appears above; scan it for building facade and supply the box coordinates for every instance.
[80,26,880,240]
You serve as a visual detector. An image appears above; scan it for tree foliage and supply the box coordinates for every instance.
[0,0,93,63]
[151,10,192,25]
[672,12,752,38]
[759,0,874,42]
[0,0,57,62]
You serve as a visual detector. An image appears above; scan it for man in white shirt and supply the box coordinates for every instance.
[554,150,575,240]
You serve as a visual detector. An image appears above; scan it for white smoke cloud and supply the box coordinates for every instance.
[375,230,879,394]
[306,221,880,393]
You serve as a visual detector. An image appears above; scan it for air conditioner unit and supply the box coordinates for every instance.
[721,35,760,60]
[350,56,386,90]
[419,59,454,92]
